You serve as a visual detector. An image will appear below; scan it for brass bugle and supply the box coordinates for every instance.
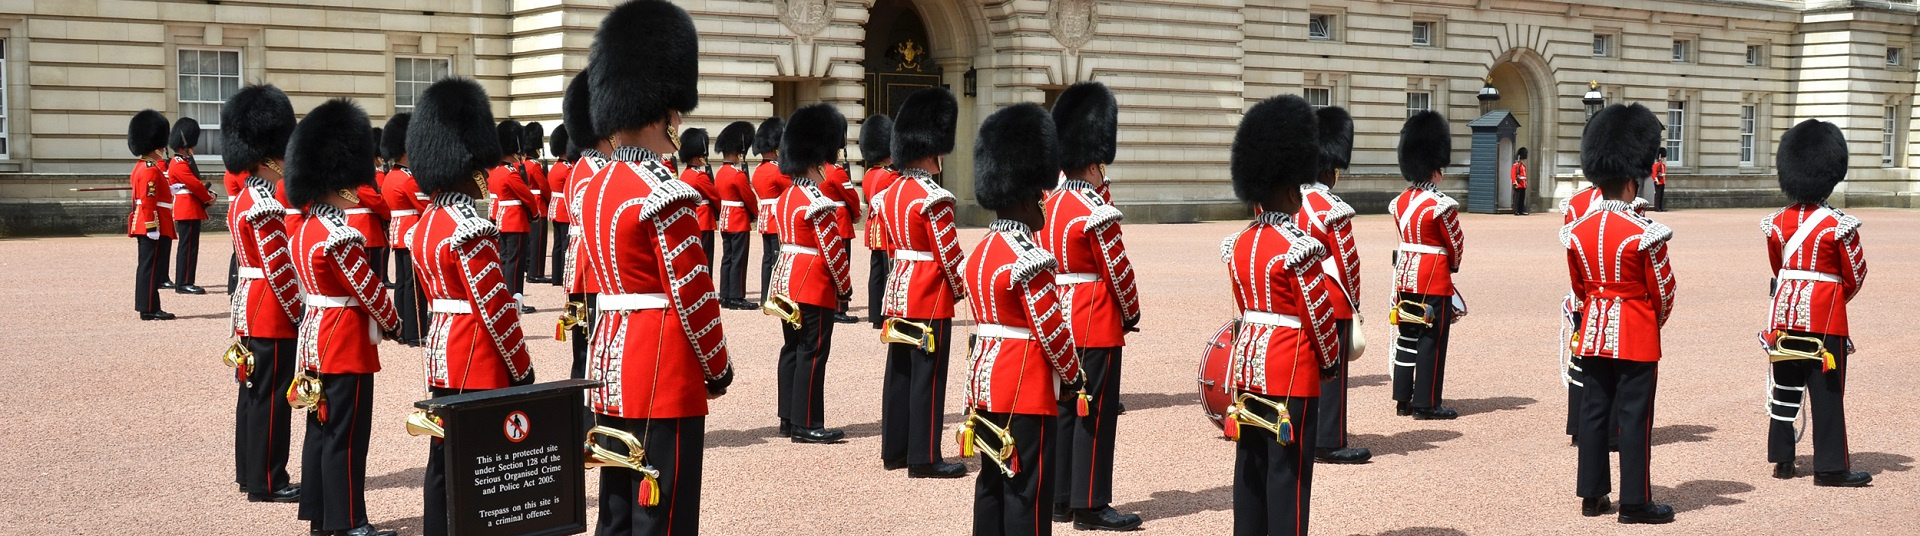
[1230,393,1292,444]
[405,410,445,438]
[1768,332,1830,364]
[1393,299,1434,327]
[287,374,326,415]
[965,413,1018,478]
[585,425,660,478]
[558,301,587,329]
[881,317,937,353]
[762,294,802,329]
[223,341,255,386]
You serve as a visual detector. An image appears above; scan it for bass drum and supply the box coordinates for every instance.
[1198,320,1236,432]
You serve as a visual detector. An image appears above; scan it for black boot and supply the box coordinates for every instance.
[1617,503,1674,524]
[1395,400,1411,416]
[340,524,398,536]
[1072,507,1144,532]
[883,458,907,471]
[1814,471,1872,487]
[141,311,177,321]
[790,427,845,444]
[1772,461,1795,480]
[247,484,301,503]
[777,420,792,438]
[832,312,860,324]
[1314,447,1372,464]
[907,461,967,479]
[1411,406,1458,420]
[1052,503,1072,523]
[1580,495,1612,517]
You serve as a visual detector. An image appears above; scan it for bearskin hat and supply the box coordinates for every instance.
[716,121,756,156]
[127,110,170,157]
[169,117,201,151]
[1516,147,1529,161]
[549,125,570,160]
[779,104,848,178]
[497,120,523,156]
[858,115,893,165]
[1051,81,1119,171]
[974,103,1060,211]
[381,113,411,161]
[522,122,545,158]
[891,88,958,167]
[588,0,699,136]
[283,99,375,209]
[678,127,710,162]
[220,84,297,173]
[1657,146,1668,159]
[1314,106,1353,173]
[562,72,598,149]
[753,117,785,156]
[1580,103,1662,187]
[1776,119,1850,204]
[370,127,383,160]
[1230,95,1319,203]
[406,78,501,195]
[1398,111,1452,183]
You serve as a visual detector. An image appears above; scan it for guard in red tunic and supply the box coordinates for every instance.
[1762,119,1872,487]
[1036,81,1143,530]
[767,104,854,443]
[1652,147,1668,212]
[713,121,759,309]
[345,166,390,295]
[1558,184,1646,446]
[878,88,969,478]
[546,126,574,287]
[1564,103,1677,525]
[488,120,542,311]
[282,98,402,536]
[560,71,611,434]
[168,118,214,295]
[820,161,863,324]
[128,110,176,320]
[752,117,792,301]
[520,122,552,284]
[404,77,539,536]
[1297,105,1372,466]
[1511,147,1530,216]
[1388,111,1464,420]
[382,115,431,346]
[222,84,303,504]
[577,4,734,533]
[677,128,721,265]
[858,115,898,329]
[1220,95,1341,536]
[964,102,1085,536]
[226,167,249,294]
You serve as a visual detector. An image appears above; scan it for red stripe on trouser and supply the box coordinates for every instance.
[926,341,942,461]
[666,419,681,535]
[1086,350,1104,504]
[1295,400,1306,535]
[1643,367,1656,502]
[266,350,280,490]
[808,311,825,425]
[349,378,365,524]
[1033,420,1048,535]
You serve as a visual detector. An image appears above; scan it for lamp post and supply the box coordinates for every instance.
[1582,81,1606,121]
[1477,76,1501,114]
[963,68,978,98]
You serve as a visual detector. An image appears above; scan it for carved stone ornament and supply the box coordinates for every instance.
[775,0,833,37]
[1049,0,1097,49]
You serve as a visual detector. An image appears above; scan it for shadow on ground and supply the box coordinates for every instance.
[1795,451,1915,475]
[375,515,422,536]
[1110,484,1231,521]
[1119,391,1200,413]
[1349,429,1464,457]
[1365,528,1469,536]
[1348,374,1389,388]
[1450,396,1536,417]
[367,466,426,491]
[1651,424,1715,446]
[1653,479,1756,513]
[707,420,884,449]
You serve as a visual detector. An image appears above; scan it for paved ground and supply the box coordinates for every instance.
[3,206,1917,535]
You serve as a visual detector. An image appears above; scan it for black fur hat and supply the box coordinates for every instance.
[1314,106,1353,173]
[1397,111,1452,183]
[891,88,957,166]
[549,125,570,159]
[1516,147,1528,161]
[284,98,375,209]
[753,117,785,156]
[407,78,501,195]
[588,0,699,135]
[522,122,545,158]
[220,84,297,173]
[1658,146,1668,159]
[1580,103,1662,185]
[169,117,201,151]
[779,104,847,177]
[1051,81,1119,171]
[973,103,1060,211]
[1777,119,1849,204]
[370,127,383,160]
[859,115,893,165]
[1230,95,1319,203]
[678,127,710,162]
[562,72,598,148]
[381,113,411,161]
[127,110,170,157]
[497,120,523,156]
[716,121,756,156]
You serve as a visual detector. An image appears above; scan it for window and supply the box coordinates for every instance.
[1592,34,1612,57]
[1665,100,1685,166]
[1412,21,1434,46]
[1304,87,1331,108]
[395,57,451,114]
[1884,106,1899,167]
[1671,39,1691,63]
[1746,45,1764,67]
[1407,92,1431,118]
[178,49,242,156]
[1740,105,1756,166]
[1308,14,1334,41]
[0,39,9,159]
[1887,47,1903,67]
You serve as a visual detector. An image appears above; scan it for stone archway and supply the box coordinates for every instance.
[1485,48,1558,210]
[858,0,991,212]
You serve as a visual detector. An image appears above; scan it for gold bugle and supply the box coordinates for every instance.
[966,413,1019,478]
[1394,300,1434,327]
[223,342,255,386]
[1768,332,1829,363]
[287,374,325,413]
[880,317,937,353]
[559,301,587,329]
[1231,393,1291,444]
[405,410,445,438]
[762,295,802,328]
[585,426,660,478]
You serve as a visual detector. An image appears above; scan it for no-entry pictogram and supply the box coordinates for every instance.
[503,411,530,443]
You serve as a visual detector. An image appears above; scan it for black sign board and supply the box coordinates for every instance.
[415,379,599,536]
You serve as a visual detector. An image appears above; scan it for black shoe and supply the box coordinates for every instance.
[140,311,177,321]
[160,280,176,289]
[247,484,300,503]
[175,285,207,295]
[790,427,845,444]
[530,277,551,284]
[1581,496,1612,517]
[1072,507,1144,531]
[1617,503,1674,524]
[1314,447,1372,464]
[340,524,398,536]
[833,312,860,324]
[1116,401,1127,415]
[1773,462,1795,480]
[907,461,967,478]
[382,282,398,290]
[1395,401,1412,416]
[883,459,907,471]
[778,421,792,438]
[1052,503,1072,523]
[1411,406,1458,420]
[1814,470,1872,487]
[520,305,537,313]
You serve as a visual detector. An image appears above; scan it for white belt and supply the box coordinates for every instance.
[831,201,846,207]
[1055,272,1101,285]
[285,208,302,215]
[497,200,523,207]
[390,209,419,217]
[781,244,821,256]
[1242,310,1302,328]
[343,208,372,215]
[157,202,174,209]
[759,199,778,206]
[1778,269,1840,283]
[1398,243,1446,255]
[598,293,670,311]
[236,267,265,279]
[893,249,934,261]
[976,323,1032,340]
[531,189,542,195]
[304,295,360,308]
[414,193,431,201]
[429,299,472,314]
[721,201,746,207]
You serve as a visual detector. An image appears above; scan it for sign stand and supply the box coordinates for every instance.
[415,379,599,536]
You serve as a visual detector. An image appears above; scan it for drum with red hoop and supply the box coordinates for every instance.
[1198,320,1236,431]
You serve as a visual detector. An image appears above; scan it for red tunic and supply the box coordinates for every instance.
[487,163,540,233]
[1510,161,1528,189]
[750,161,791,234]
[1563,200,1676,362]
[547,161,574,224]
[1388,182,1463,296]
[963,220,1082,415]
[818,164,858,240]
[715,163,755,234]
[1763,204,1866,336]
[680,166,720,232]
[346,184,389,248]
[228,174,303,339]
[520,160,549,210]
[862,167,899,250]
[1223,212,1340,397]
[566,153,609,295]
[169,156,215,221]
[770,178,852,308]
[289,204,401,374]
[410,192,534,389]
[576,147,731,418]
[879,169,967,320]
[1652,161,1667,186]
[224,170,247,197]
[127,159,176,238]
[382,167,427,250]
[1039,179,1141,348]
[1295,183,1360,320]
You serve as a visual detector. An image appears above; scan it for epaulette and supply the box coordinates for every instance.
[320,214,366,252]
[803,185,839,219]
[920,178,957,212]
[1632,197,1651,214]
[1273,222,1327,271]
[1558,196,1576,215]
[1084,201,1124,230]
[1760,207,1787,237]
[1633,217,1673,252]
[637,162,702,220]
[1321,194,1356,225]
[1219,234,1238,263]
[1006,232,1059,285]
[1557,220,1578,249]
[448,203,499,244]
[1430,191,1460,212]
[241,186,286,224]
[1832,207,1863,238]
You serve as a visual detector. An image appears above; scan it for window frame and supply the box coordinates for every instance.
[1887,47,1904,68]
[1591,33,1613,58]
[394,56,453,115]
[1308,13,1336,41]
[1883,105,1899,167]
[1746,44,1764,67]
[0,38,9,160]
[1304,87,1332,108]
[1411,21,1433,47]
[1665,100,1686,167]
[1671,39,1692,63]
[1406,91,1432,118]
[177,47,244,158]
[1739,105,1756,166]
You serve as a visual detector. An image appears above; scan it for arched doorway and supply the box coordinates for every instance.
[864,0,942,121]
[1485,49,1556,212]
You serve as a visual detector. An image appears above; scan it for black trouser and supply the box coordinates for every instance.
[1769,332,1852,473]
[868,250,890,329]
[392,250,428,343]
[549,222,569,286]
[1053,347,1122,509]
[1577,358,1658,506]
[372,246,390,284]
[569,293,596,434]
[228,252,239,295]
[1391,293,1452,408]
[881,319,953,465]
[1513,187,1528,215]
[1564,362,1621,447]
[237,337,296,494]
[527,216,547,280]
[596,415,705,536]
[174,220,203,285]
[719,232,750,301]
[298,373,375,532]
[1316,320,1354,449]
[758,233,779,300]
[973,412,1054,536]
[501,232,527,299]
[700,230,716,267]
[423,386,476,536]
[1655,184,1667,211]
[135,236,168,313]
[1234,394,1317,536]
[778,303,836,429]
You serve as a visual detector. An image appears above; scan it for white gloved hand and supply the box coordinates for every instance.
[170,183,189,195]
[146,230,161,240]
